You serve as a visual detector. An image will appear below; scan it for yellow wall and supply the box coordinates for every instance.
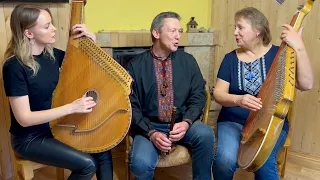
[84,0,212,32]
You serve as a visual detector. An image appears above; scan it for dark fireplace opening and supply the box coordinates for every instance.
[113,47,184,69]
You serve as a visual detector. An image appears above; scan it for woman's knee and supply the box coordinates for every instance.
[212,153,237,173]
[213,149,238,174]
[77,156,97,175]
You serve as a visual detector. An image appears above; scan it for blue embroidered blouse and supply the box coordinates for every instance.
[217,45,289,133]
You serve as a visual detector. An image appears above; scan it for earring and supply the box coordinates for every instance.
[29,39,35,46]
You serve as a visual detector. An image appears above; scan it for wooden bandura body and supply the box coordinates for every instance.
[50,0,133,153]
[238,0,315,171]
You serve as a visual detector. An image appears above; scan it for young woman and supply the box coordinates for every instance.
[2,4,113,180]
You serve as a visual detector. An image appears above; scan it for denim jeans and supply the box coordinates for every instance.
[129,120,214,180]
[11,131,113,180]
[212,121,288,180]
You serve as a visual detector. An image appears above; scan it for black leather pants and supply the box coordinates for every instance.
[11,131,113,180]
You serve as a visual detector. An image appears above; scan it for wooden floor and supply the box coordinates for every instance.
[5,112,320,180]
[29,149,320,180]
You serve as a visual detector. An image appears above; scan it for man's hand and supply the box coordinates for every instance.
[150,131,172,152]
[169,121,189,142]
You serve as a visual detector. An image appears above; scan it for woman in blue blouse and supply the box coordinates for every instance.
[212,7,314,180]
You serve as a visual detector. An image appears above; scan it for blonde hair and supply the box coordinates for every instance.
[235,7,271,46]
[4,4,55,76]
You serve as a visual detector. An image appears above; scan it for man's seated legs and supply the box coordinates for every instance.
[180,120,214,180]
[129,135,159,180]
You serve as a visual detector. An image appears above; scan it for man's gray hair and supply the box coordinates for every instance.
[150,11,181,42]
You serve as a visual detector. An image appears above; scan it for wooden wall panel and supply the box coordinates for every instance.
[0,4,11,179]
[0,2,70,179]
[211,0,320,156]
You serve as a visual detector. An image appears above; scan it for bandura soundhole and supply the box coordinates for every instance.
[85,90,98,103]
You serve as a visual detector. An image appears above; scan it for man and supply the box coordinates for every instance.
[127,11,214,180]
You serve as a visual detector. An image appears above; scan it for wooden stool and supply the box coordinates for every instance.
[14,155,64,180]
[277,133,291,178]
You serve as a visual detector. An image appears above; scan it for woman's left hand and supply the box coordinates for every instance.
[71,24,96,43]
[280,24,305,51]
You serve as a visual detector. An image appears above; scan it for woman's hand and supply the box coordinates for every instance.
[280,24,305,51]
[280,24,314,91]
[235,94,262,111]
[71,24,96,42]
[68,97,97,114]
